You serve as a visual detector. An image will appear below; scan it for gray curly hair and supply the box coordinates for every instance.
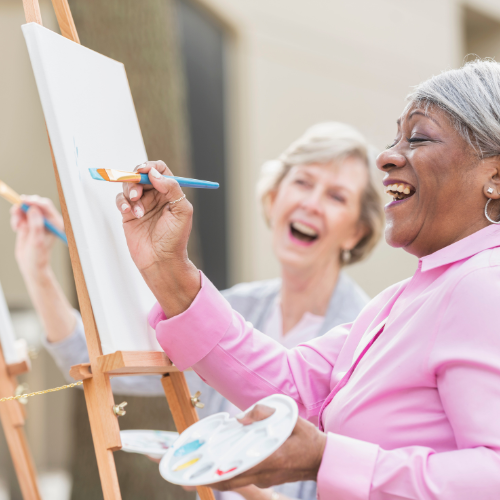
[257,122,384,266]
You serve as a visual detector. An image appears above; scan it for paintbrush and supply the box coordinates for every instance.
[0,180,68,245]
[89,168,219,189]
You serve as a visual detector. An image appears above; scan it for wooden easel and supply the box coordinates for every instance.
[21,1,215,499]
[0,345,41,499]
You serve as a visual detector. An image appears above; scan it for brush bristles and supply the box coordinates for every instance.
[0,181,22,205]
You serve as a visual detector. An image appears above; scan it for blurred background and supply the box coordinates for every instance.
[1,0,500,498]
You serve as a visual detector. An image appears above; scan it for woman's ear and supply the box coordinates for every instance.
[482,156,500,199]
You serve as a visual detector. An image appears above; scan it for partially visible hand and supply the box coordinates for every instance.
[10,195,64,283]
[210,404,327,491]
[116,161,200,317]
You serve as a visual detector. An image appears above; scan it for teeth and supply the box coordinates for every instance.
[385,182,413,195]
[291,221,318,237]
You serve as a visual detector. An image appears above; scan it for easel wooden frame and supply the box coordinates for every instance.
[0,347,40,500]
[20,1,215,499]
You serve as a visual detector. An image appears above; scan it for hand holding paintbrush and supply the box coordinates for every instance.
[0,180,67,244]
[10,195,66,276]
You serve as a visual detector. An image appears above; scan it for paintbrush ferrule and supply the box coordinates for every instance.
[98,169,142,183]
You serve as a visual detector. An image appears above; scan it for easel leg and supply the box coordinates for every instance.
[83,377,122,500]
[0,416,41,500]
[162,372,215,500]
[0,348,41,500]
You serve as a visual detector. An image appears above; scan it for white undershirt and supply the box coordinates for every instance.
[217,301,324,500]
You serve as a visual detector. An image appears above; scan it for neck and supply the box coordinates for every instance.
[280,259,340,335]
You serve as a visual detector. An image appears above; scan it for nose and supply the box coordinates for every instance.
[376,149,406,172]
[300,186,324,214]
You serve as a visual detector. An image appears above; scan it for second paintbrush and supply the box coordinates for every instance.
[89,168,219,189]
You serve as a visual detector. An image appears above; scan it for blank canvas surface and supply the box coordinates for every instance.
[23,23,161,354]
[0,281,20,364]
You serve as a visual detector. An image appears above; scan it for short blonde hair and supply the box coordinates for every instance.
[257,122,384,265]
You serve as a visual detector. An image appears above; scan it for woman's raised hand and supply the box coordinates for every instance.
[10,195,64,282]
[116,161,201,317]
[211,404,327,491]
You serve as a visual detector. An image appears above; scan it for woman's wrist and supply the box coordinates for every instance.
[21,264,55,290]
[309,429,328,480]
[141,258,201,318]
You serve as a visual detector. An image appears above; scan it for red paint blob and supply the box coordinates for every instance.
[216,467,237,476]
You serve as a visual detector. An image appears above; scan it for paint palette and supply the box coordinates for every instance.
[159,394,298,486]
[120,430,179,459]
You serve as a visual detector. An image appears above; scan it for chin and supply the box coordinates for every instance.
[277,249,313,269]
[385,227,403,248]
[384,223,418,250]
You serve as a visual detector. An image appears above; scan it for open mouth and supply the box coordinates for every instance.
[290,221,319,243]
[385,182,416,202]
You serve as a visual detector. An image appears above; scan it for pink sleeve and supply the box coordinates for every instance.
[150,272,349,420]
[317,267,500,499]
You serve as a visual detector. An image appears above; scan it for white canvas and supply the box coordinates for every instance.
[22,23,161,354]
[0,281,21,364]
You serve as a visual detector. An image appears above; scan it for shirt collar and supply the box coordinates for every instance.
[420,224,500,272]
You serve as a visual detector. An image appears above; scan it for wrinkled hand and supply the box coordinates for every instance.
[211,404,327,491]
[116,161,200,317]
[116,161,193,272]
[10,195,64,283]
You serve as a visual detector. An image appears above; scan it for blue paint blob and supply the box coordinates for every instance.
[174,439,205,457]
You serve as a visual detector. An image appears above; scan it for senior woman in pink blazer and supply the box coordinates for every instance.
[117,59,500,499]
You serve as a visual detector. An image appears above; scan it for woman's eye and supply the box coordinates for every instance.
[329,192,346,203]
[407,137,428,146]
[295,179,310,187]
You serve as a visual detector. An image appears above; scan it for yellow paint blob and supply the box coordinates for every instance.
[174,457,200,471]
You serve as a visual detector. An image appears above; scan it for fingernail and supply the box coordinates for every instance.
[235,412,246,419]
[137,162,147,170]
[130,189,138,199]
[121,203,129,212]
[134,207,144,218]
[150,167,162,179]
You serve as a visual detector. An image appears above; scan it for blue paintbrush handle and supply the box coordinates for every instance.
[21,203,68,245]
[138,173,219,189]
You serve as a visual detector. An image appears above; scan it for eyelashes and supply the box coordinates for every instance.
[386,138,428,150]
